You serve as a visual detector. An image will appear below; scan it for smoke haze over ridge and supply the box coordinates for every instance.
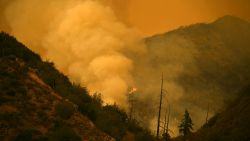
[134,17,250,134]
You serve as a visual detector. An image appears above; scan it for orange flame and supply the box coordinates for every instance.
[129,87,137,94]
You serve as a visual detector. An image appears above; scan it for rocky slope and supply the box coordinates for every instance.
[0,55,114,141]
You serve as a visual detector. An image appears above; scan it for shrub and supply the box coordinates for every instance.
[48,126,81,141]
[55,101,75,120]
[95,104,127,140]
[135,130,155,141]
[14,129,33,141]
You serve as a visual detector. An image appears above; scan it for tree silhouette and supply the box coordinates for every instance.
[178,109,193,140]
[162,132,171,141]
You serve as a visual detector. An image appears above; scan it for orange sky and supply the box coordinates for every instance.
[111,0,250,36]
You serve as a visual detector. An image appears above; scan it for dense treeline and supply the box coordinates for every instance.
[0,32,156,141]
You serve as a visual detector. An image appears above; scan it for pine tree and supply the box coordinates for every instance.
[178,109,193,140]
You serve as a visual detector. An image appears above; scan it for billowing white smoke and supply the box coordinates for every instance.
[3,0,145,107]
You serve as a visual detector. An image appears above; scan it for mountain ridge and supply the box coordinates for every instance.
[145,15,250,39]
[132,15,250,135]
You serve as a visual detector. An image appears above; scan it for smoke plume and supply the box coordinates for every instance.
[1,0,145,107]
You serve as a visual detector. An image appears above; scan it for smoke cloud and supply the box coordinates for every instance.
[1,0,144,107]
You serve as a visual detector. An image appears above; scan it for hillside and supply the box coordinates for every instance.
[190,85,250,141]
[131,15,250,134]
[0,32,155,141]
[0,55,112,141]
[0,33,113,140]
[143,15,250,95]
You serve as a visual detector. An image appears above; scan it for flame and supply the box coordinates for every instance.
[129,87,137,94]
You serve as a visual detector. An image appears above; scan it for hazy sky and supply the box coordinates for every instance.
[1,0,250,36]
[111,0,250,36]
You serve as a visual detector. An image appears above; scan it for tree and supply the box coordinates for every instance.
[162,132,171,141]
[178,109,193,140]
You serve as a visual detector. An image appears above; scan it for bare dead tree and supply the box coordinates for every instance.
[157,73,164,139]
[205,103,210,124]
